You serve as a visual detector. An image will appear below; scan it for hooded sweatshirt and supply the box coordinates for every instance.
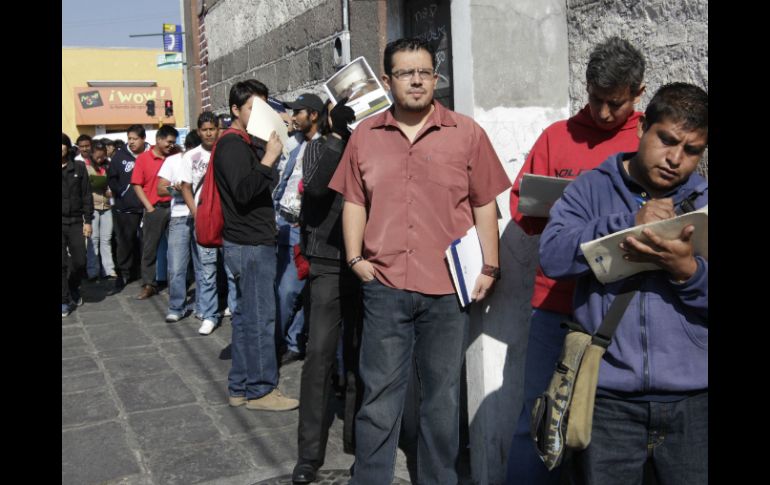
[540,153,708,395]
[509,106,643,314]
[107,143,148,213]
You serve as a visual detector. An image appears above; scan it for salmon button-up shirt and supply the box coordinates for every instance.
[329,101,511,295]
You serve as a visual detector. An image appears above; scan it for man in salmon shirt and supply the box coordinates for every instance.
[130,125,179,300]
[505,37,646,485]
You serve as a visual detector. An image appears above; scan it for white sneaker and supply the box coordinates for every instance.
[198,319,216,335]
[224,307,232,318]
[165,313,181,323]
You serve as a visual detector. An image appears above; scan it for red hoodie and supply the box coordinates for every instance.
[509,105,642,314]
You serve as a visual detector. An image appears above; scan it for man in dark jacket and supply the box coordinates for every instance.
[107,125,149,293]
[62,132,93,317]
[539,83,708,484]
[291,100,361,483]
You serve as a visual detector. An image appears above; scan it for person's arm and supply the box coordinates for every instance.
[342,201,375,282]
[106,156,122,196]
[470,200,499,301]
[539,175,637,280]
[133,184,155,212]
[180,182,196,216]
[157,176,173,197]
[304,136,347,197]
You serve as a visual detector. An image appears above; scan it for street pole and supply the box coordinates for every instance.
[179,0,190,129]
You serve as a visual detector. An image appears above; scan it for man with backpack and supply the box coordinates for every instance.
[203,79,299,411]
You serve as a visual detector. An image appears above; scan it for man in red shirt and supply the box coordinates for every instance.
[505,37,646,485]
[130,125,179,299]
[330,38,510,485]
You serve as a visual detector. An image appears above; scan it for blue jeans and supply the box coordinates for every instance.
[167,216,193,316]
[86,208,115,278]
[351,279,468,485]
[192,235,220,322]
[572,393,708,485]
[505,308,569,485]
[222,240,278,399]
[276,215,306,353]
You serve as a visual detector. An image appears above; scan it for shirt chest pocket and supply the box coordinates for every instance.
[411,150,469,191]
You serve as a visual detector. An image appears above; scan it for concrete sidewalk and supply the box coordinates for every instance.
[62,278,410,485]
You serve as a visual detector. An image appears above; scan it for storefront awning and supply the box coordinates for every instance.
[74,86,176,125]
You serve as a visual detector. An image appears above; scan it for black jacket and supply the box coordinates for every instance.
[214,133,278,246]
[107,145,146,213]
[62,160,94,224]
[300,135,347,260]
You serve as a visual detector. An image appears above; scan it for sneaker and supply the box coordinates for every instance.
[246,389,299,411]
[198,319,217,335]
[70,288,84,307]
[62,303,71,318]
[165,313,181,323]
[224,307,232,318]
[228,395,247,407]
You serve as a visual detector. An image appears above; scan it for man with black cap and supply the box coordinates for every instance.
[273,93,325,365]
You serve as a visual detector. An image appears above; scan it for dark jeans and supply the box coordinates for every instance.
[297,258,362,467]
[351,280,468,485]
[113,210,142,279]
[62,222,86,304]
[572,393,708,485]
[506,309,569,485]
[222,240,278,399]
[140,206,170,287]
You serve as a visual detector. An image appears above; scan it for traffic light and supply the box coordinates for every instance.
[165,100,174,117]
[145,99,155,117]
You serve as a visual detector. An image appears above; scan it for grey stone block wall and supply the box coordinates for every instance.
[204,0,345,112]
[566,0,708,175]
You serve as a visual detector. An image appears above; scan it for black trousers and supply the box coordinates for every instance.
[62,221,86,304]
[113,210,143,280]
[297,258,363,466]
[140,206,170,287]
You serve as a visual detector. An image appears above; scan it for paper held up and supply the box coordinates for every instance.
[445,226,484,307]
[517,174,572,217]
[245,95,290,157]
[580,206,708,284]
[324,56,392,130]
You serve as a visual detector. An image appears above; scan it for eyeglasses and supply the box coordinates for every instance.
[391,68,435,81]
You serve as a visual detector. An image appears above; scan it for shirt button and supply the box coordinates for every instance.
[407,175,413,180]
[408,249,414,254]
[408,224,413,229]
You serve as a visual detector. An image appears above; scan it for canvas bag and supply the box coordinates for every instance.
[530,283,637,470]
[195,129,252,248]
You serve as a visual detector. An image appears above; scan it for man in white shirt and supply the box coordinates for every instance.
[273,93,324,364]
[157,112,221,335]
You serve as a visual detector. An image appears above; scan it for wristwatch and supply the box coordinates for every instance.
[481,264,501,280]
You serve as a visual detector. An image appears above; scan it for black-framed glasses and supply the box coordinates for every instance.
[391,68,435,81]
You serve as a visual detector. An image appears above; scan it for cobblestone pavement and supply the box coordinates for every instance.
[62,278,411,485]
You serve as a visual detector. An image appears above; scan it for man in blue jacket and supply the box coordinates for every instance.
[539,82,708,484]
[107,125,150,293]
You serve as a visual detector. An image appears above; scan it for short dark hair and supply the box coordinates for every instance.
[383,37,436,77]
[184,130,202,150]
[197,111,218,128]
[127,124,146,138]
[114,140,126,149]
[586,37,645,93]
[76,134,92,145]
[644,83,708,141]
[103,139,115,147]
[156,125,179,140]
[91,140,107,152]
[229,80,269,117]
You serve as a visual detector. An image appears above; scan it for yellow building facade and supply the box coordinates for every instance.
[62,47,186,140]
